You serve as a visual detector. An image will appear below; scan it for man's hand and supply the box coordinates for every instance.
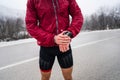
[59,44,69,53]
[54,31,71,45]
[54,31,71,53]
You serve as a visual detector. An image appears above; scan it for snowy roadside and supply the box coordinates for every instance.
[0,38,36,48]
[80,29,120,34]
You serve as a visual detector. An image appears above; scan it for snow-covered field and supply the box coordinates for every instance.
[0,38,36,48]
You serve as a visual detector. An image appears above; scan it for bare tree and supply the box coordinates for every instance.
[82,4,120,31]
[0,17,29,41]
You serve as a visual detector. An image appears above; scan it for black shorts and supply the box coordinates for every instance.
[39,46,73,72]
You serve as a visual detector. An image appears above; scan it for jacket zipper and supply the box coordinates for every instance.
[52,0,59,34]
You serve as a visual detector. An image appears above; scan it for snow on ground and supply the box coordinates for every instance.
[0,29,120,48]
[0,38,36,48]
[80,29,120,35]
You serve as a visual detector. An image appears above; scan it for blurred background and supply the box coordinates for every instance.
[0,0,120,80]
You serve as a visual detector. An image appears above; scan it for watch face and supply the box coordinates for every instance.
[63,31,72,38]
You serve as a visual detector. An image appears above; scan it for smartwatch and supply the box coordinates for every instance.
[63,31,73,38]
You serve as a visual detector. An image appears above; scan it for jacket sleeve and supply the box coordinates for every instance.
[67,0,84,38]
[25,0,55,47]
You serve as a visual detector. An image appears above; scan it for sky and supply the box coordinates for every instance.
[0,0,120,16]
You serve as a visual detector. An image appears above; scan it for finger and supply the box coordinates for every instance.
[59,38,71,43]
[61,40,71,44]
[54,37,68,45]
[59,45,64,52]
[59,35,67,39]
[64,44,70,51]
[58,35,71,42]
[62,45,66,52]
[66,44,70,51]
[59,45,62,52]
[59,45,65,53]
[62,45,69,53]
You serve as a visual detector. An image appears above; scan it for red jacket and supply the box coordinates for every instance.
[25,0,83,47]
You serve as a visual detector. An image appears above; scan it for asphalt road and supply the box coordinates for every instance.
[0,29,120,80]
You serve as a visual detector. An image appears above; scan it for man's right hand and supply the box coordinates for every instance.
[54,31,71,52]
[54,32,71,45]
